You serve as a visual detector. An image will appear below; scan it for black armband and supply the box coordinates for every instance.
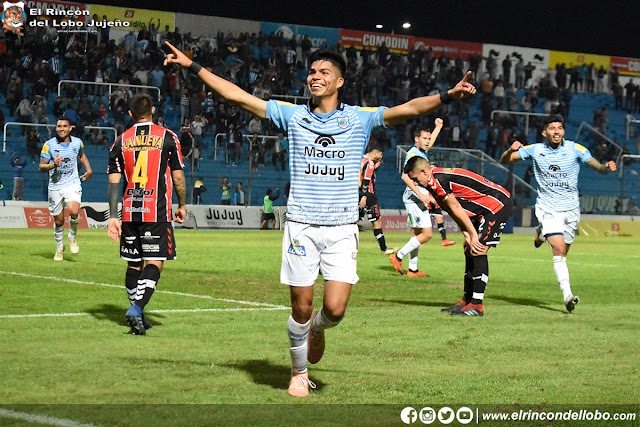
[439,90,452,104]
[108,182,120,220]
[189,61,203,75]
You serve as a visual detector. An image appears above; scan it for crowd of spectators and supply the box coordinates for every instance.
[0,19,637,171]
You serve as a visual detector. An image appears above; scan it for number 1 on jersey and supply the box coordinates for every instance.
[132,151,149,188]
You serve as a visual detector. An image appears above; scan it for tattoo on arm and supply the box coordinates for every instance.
[108,182,120,219]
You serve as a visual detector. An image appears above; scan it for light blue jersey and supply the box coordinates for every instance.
[518,139,592,211]
[41,136,85,191]
[266,100,386,225]
[403,146,430,201]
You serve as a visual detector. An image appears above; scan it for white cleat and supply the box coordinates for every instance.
[69,239,79,254]
[54,247,64,261]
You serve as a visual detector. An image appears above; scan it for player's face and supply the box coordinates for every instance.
[307,60,344,98]
[55,120,72,140]
[374,155,383,169]
[414,131,431,150]
[543,121,565,145]
[408,167,431,187]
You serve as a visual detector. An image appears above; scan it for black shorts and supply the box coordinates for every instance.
[120,222,176,261]
[472,200,513,247]
[359,194,381,222]
[428,202,442,216]
[262,212,276,221]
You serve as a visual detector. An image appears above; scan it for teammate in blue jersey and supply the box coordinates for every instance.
[164,41,476,397]
[390,118,445,277]
[39,116,93,261]
[500,114,616,312]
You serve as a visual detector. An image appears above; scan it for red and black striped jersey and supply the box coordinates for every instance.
[108,122,184,223]
[359,155,377,196]
[427,167,511,218]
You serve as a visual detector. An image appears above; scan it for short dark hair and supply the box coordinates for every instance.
[309,49,346,77]
[57,116,73,125]
[128,93,154,121]
[266,188,272,196]
[403,155,430,174]
[543,114,564,128]
[413,128,432,138]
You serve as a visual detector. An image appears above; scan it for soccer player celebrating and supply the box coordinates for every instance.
[359,148,397,255]
[107,93,187,335]
[390,119,444,277]
[39,116,93,261]
[405,157,512,316]
[164,41,476,397]
[500,114,616,312]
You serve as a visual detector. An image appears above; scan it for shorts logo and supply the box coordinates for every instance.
[287,239,306,256]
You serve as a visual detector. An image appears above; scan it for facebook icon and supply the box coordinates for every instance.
[400,407,418,424]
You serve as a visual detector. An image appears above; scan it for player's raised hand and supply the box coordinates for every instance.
[510,140,524,151]
[605,160,617,172]
[163,41,191,68]
[450,71,476,100]
[434,117,444,127]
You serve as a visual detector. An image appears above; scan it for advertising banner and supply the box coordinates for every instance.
[380,212,460,233]
[261,22,339,49]
[610,56,640,77]
[182,205,263,229]
[415,37,482,61]
[0,206,27,228]
[339,29,412,54]
[483,43,549,81]
[23,207,88,229]
[548,50,610,70]
[88,4,175,31]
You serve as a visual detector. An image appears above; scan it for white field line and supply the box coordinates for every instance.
[0,271,287,309]
[0,408,99,427]
[0,307,287,319]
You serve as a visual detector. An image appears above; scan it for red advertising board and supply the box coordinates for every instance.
[24,207,89,229]
[611,56,640,77]
[413,37,483,61]
[339,29,413,54]
[339,29,482,59]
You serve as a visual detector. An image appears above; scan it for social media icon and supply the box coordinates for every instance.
[419,407,436,424]
[438,407,455,424]
[457,407,474,425]
[400,407,418,424]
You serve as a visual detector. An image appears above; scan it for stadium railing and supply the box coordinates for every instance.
[57,80,161,102]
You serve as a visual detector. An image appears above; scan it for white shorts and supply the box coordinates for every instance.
[48,183,82,216]
[535,204,580,245]
[405,202,432,229]
[280,221,359,286]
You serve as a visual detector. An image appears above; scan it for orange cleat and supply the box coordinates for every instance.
[407,270,429,277]
[389,253,404,275]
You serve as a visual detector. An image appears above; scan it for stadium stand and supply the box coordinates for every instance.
[0,16,638,214]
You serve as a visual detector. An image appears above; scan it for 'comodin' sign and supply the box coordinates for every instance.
[362,33,409,50]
